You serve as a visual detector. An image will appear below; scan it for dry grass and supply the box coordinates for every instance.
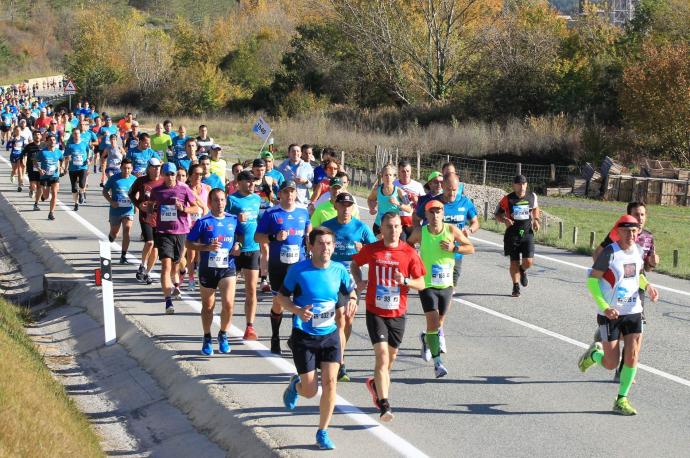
[0,298,104,458]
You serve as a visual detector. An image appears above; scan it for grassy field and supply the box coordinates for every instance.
[481,198,690,279]
[0,298,104,458]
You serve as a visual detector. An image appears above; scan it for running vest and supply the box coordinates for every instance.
[598,242,644,316]
[421,224,455,289]
[375,184,403,226]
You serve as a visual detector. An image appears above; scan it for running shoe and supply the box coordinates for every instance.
[243,325,258,341]
[17,186,22,192]
[48,212,55,220]
[519,267,528,287]
[187,278,196,291]
[577,341,602,373]
[511,283,520,297]
[338,364,350,382]
[613,397,637,416]
[434,361,448,378]
[315,429,335,450]
[136,265,145,282]
[119,255,129,265]
[201,335,213,356]
[81,193,87,203]
[379,399,394,422]
[420,332,431,361]
[365,377,379,408]
[165,297,175,314]
[33,203,39,211]
[270,336,281,355]
[172,285,181,299]
[283,374,300,410]
[260,279,271,293]
[73,203,78,211]
[144,273,154,285]
[217,332,231,354]
[439,334,447,354]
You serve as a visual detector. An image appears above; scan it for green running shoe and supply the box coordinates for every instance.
[578,342,602,373]
[613,397,637,416]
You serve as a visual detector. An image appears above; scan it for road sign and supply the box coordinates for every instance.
[64,79,77,94]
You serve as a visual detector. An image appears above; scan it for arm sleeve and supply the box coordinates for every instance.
[586,277,610,312]
[639,273,649,290]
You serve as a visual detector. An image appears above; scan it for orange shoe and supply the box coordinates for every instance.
[243,325,258,341]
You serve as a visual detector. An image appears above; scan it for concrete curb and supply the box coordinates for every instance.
[0,193,279,457]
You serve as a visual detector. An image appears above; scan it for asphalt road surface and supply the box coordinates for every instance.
[2,153,690,457]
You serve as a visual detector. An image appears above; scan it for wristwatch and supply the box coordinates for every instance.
[403,277,410,286]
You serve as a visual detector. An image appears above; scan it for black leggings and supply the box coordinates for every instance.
[69,170,87,193]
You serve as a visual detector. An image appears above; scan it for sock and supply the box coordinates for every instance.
[204,333,211,339]
[270,310,282,338]
[108,234,114,242]
[618,364,637,398]
[513,282,519,287]
[433,355,442,364]
[592,349,604,366]
[174,282,179,288]
[138,263,145,271]
[379,398,389,410]
[438,327,444,337]
[261,275,267,282]
[189,269,195,280]
[121,250,126,258]
[247,322,253,328]
[218,330,227,337]
[425,331,441,358]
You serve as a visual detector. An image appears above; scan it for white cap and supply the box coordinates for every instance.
[131,120,139,127]
[148,157,161,166]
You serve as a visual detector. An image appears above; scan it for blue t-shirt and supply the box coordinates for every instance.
[1,112,14,127]
[38,148,64,178]
[313,165,327,185]
[256,206,310,265]
[64,140,90,171]
[168,131,178,142]
[201,173,224,190]
[321,217,377,266]
[187,213,239,271]
[226,192,261,252]
[6,138,25,157]
[281,260,352,336]
[104,173,136,217]
[80,130,98,147]
[98,125,118,148]
[442,193,476,259]
[266,168,285,187]
[171,136,189,166]
[126,148,160,175]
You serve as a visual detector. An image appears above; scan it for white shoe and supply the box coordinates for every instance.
[172,286,181,298]
[439,334,447,354]
[434,361,448,378]
[188,278,196,291]
[420,333,432,362]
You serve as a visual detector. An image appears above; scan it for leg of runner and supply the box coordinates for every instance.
[509,259,521,297]
[218,276,237,338]
[200,285,217,356]
[259,242,270,293]
[48,181,59,219]
[372,342,398,422]
[119,218,133,263]
[519,257,533,288]
[160,258,175,313]
[317,362,339,432]
[69,171,80,211]
[242,266,259,340]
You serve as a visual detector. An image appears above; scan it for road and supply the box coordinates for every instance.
[1,153,690,457]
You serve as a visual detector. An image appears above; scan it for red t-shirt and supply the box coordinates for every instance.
[351,240,425,318]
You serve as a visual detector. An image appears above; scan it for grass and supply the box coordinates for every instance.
[0,298,104,458]
[480,198,690,279]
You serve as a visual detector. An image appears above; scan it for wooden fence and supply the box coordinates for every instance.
[603,175,690,206]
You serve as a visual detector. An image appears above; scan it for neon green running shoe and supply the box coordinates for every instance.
[578,342,602,373]
[613,397,637,416]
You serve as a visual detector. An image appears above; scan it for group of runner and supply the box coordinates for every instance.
[1,91,661,448]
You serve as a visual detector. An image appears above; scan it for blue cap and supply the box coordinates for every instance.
[162,162,177,174]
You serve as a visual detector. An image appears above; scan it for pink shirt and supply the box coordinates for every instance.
[150,182,197,234]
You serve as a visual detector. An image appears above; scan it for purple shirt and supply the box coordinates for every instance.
[150,182,197,234]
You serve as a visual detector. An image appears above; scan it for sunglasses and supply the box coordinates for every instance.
[165,172,176,176]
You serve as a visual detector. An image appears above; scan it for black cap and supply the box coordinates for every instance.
[252,158,266,168]
[335,193,355,204]
[280,180,297,191]
[513,174,527,184]
[237,170,255,182]
[198,154,210,162]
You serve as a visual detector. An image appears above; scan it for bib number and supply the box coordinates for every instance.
[46,164,56,175]
[208,248,229,268]
[117,195,131,208]
[375,284,400,310]
[431,264,453,287]
[72,154,84,166]
[161,204,178,222]
[311,301,336,328]
[279,244,299,264]
[512,205,530,221]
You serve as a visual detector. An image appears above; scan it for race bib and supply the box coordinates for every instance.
[33,162,40,172]
[108,157,121,168]
[208,248,229,268]
[375,284,400,310]
[46,164,56,175]
[160,204,177,222]
[431,263,453,287]
[117,195,131,208]
[72,154,83,166]
[512,205,530,221]
[279,244,300,264]
[177,150,187,159]
[311,301,336,328]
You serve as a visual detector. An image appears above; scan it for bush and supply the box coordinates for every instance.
[276,88,329,118]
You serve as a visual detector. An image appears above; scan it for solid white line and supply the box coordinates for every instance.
[0,157,428,458]
[453,296,690,389]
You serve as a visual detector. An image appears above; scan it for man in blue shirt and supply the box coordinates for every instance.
[102,158,137,264]
[255,180,311,355]
[126,132,160,177]
[63,129,90,211]
[261,151,285,188]
[36,133,64,220]
[225,170,262,341]
[277,227,357,450]
[187,188,242,356]
[199,155,224,190]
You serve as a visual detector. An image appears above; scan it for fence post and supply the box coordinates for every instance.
[516,163,522,176]
[559,221,564,239]
[673,250,679,268]
[483,201,489,222]
[340,150,345,169]
[482,159,487,185]
[366,156,372,188]
[550,164,556,182]
[416,151,421,180]
[572,226,578,245]
[542,213,548,234]
[446,154,450,164]
[589,231,596,250]
[395,148,399,166]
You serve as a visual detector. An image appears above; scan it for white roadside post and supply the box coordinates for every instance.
[99,240,116,346]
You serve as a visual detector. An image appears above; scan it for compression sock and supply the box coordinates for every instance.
[425,331,441,358]
[204,333,212,339]
[592,349,605,366]
[618,364,637,398]
[270,310,282,338]
[438,327,444,337]
[261,275,267,282]
[108,234,115,242]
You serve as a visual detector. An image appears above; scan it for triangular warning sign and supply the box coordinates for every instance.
[64,80,77,93]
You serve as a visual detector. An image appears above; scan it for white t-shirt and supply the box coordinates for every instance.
[394,179,426,217]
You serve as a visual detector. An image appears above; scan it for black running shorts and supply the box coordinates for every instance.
[235,250,260,271]
[419,287,453,315]
[155,233,185,262]
[268,261,291,295]
[597,313,643,342]
[504,231,535,261]
[290,328,341,375]
[198,266,236,289]
[366,311,405,348]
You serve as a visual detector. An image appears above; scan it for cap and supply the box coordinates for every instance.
[608,215,640,242]
[329,177,343,188]
[161,162,177,174]
[260,151,274,160]
[427,171,442,183]
[44,132,55,139]
[40,108,47,113]
[513,174,527,184]
[198,154,210,162]
[425,199,444,212]
[147,157,161,167]
[211,144,222,150]
[252,158,266,168]
[131,120,139,127]
[105,116,112,121]
[280,180,297,191]
[335,193,355,205]
[237,170,255,182]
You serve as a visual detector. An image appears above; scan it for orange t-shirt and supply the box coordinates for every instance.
[117,119,131,135]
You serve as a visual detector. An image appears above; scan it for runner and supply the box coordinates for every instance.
[117,112,134,138]
[102,158,136,263]
[308,158,339,212]
[367,164,412,238]
[261,151,284,188]
[150,123,173,162]
[394,160,425,238]
[24,130,43,200]
[413,171,443,227]
[198,155,224,190]
[578,215,659,415]
[186,188,242,355]
[78,119,99,202]
[407,200,474,378]
[276,144,313,208]
[494,174,540,297]
[97,116,118,175]
[225,170,262,340]
[251,158,278,293]
[171,126,189,167]
[278,227,357,450]
[149,162,199,314]
[310,176,360,227]
[100,134,125,185]
[225,162,243,196]
[322,192,377,381]
[126,133,160,177]
[6,126,26,191]
[123,120,140,149]
[208,145,227,183]
[255,180,311,355]
[196,125,214,153]
[36,133,63,220]
[311,147,335,185]
[129,158,163,284]
[181,164,210,291]
[350,212,425,421]
[63,129,90,211]
[175,137,199,173]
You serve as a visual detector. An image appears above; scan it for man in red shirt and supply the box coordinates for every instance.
[351,212,425,422]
